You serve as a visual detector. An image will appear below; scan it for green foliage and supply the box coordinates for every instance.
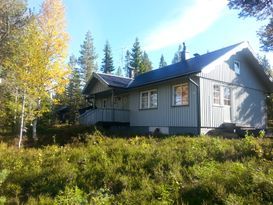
[159,54,167,68]
[130,38,143,75]
[228,0,273,51]
[78,31,97,83]
[54,186,88,205]
[0,134,272,204]
[101,41,114,74]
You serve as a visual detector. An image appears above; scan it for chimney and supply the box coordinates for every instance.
[181,42,186,62]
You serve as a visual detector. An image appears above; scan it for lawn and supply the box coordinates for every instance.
[0,127,272,204]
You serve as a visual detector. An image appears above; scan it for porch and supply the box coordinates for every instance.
[79,108,130,126]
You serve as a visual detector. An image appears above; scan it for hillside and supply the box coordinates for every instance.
[0,131,273,204]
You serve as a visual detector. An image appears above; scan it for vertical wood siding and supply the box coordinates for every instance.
[129,78,198,127]
[199,52,267,128]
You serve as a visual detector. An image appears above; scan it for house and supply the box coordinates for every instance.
[80,42,273,135]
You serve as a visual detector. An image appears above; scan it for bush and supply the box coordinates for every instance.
[0,134,272,204]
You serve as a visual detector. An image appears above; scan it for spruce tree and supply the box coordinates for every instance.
[139,51,152,73]
[78,31,97,84]
[101,41,114,73]
[124,50,131,77]
[172,44,182,64]
[115,66,122,76]
[130,38,142,75]
[159,54,167,68]
[67,55,84,124]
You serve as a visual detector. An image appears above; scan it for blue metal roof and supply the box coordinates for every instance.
[128,42,242,88]
[93,42,243,89]
[96,73,132,88]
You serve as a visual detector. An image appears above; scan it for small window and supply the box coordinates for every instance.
[224,87,231,106]
[140,89,158,109]
[172,83,189,106]
[234,61,240,74]
[213,85,221,105]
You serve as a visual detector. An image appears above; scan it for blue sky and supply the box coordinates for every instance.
[28,0,272,74]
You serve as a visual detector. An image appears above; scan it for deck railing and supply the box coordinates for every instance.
[79,108,130,125]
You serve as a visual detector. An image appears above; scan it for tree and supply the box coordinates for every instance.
[159,54,167,68]
[101,41,114,73]
[124,50,131,77]
[139,51,152,73]
[172,44,182,64]
[0,0,28,61]
[4,0,69,147]
[130,38,142,76]
[67,55,84,124]
[115,66,122,76]
[78,31,97,84]
[228,0,273,51]
[0,0,29,130]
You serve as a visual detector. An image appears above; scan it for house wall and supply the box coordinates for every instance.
[89,79,110,94]
[129,77,198,134]
[199,52,267,132]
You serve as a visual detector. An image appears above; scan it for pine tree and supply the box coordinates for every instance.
[172,44,182,64]
[101,41,114,73]
[139,51,152,73]
[159,54,167,68]
[228,0,273,51]
[124,50,131,77]
[78,31,97,84]
[115,66,122,76]
[130,38,142,76]
[67,55,83,124]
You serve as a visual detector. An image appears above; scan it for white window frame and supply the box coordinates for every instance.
[140,89,158,109]
[223,86,231,106]
[213,84,221,106]
[172,83,189,106]
[213,84,232,106]
[234,60,240,75]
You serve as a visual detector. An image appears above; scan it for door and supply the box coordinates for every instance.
[223,87,231,122]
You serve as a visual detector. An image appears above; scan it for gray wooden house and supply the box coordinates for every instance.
[80,42,273,135]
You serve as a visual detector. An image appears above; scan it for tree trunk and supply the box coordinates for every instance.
[18,93,25,149]
[32,98,41,141]
[32,118,37,141]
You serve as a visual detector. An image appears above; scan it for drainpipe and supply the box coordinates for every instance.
[111,89,114,122]
[189,77,201,135]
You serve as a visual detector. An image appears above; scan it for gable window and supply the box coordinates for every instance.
[213,85,221,105]
[140,89,158,109]
[172,83,189,106]
[234,61,240,74]
[223,87,231,106]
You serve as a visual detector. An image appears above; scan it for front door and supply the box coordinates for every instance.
[223,87,231,122]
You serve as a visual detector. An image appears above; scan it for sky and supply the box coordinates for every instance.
[28,0,273,74]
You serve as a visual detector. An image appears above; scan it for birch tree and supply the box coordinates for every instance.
[4,0,69,147]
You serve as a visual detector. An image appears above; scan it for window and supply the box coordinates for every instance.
[172,83,189,106]
[234,61,240,74]
[213,85,232,106]
[213,85,221,105]
[223,87,231,106]
[140,89,158,109]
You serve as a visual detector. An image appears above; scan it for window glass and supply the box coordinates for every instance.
[141,92,148,109]
[224,87,231,105]
[174,85,182,105]
[213,85,221,105]
[234,61,240,74]
[182,84,189,105]
[140,90,157,109]
[150,90,158,108]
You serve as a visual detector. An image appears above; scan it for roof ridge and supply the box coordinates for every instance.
[133,41,244,79]
[96,72,133,79]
